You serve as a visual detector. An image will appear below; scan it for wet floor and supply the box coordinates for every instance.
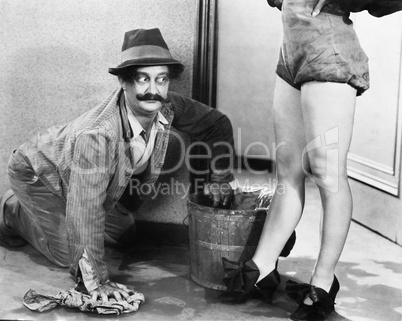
[1,176,402,321]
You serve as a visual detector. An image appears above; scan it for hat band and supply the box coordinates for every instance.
[121,45,173,63]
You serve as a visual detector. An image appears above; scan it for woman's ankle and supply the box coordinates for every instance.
[252,259,277,283]
[310,270,336,292]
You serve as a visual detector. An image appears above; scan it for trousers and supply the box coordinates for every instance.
[5,149,137,267]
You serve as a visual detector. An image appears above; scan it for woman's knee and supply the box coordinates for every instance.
[275,152,306,182]
[307,150,347,192]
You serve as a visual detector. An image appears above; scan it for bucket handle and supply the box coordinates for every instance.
[182,214,189,226]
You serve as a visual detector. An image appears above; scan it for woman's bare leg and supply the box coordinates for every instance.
[252,77,309,280]
[301,81,356,293]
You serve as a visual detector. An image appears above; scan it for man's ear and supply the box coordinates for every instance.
[118,77,126,90]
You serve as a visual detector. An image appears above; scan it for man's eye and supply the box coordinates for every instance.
[136,76,148,83]
[156,76,169,84]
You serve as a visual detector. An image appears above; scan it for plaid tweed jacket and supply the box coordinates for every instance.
[19,89,234,282]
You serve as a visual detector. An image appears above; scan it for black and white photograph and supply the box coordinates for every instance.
[0,1,401,320]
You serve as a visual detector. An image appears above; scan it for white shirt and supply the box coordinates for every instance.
[126,106,168,174]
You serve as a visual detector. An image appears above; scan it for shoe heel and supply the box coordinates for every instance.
[254,269,281,302]
[329,275,340,302]
[286,275,340,321]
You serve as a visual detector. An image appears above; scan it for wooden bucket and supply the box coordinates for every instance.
[187,193,267,291]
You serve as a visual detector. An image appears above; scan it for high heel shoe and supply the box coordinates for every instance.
[286,275,340,321]
[219,257,280,304]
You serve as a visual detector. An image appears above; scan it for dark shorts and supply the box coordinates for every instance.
[276,0,370,95]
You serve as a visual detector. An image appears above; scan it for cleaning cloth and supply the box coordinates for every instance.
[23,288,144,315]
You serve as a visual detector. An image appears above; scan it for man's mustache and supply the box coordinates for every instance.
[136,93,169,103]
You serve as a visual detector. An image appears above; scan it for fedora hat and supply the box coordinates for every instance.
[109,28,185,75]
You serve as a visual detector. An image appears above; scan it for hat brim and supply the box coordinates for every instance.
[108,58,185,75]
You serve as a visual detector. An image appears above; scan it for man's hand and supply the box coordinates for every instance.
[204,182,233,208]
[312,0,328,17]
[90,281,133,303]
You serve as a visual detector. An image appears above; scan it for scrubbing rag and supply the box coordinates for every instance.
[23,288,144,315]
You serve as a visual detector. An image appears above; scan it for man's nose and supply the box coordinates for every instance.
[147,80,158,94]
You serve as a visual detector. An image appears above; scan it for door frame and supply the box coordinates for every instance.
[192,0,218,108]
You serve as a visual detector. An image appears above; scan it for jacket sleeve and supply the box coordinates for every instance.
[168,92,235,182]
[66,129,111,283]
[338,0,402,17]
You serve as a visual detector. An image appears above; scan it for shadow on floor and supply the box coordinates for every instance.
[1,237,402,320]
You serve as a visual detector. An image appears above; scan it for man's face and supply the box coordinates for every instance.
[124,65,170,117]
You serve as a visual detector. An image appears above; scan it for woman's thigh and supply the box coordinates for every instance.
[273,76,309,177]
[300,81,356,188]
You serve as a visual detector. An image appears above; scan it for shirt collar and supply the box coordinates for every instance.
[156,111,169,126]
[126,103,168,139]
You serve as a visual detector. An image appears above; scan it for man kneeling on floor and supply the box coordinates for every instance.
[0,28,234,303]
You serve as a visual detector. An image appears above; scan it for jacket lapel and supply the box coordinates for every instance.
[140,104,174,193]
